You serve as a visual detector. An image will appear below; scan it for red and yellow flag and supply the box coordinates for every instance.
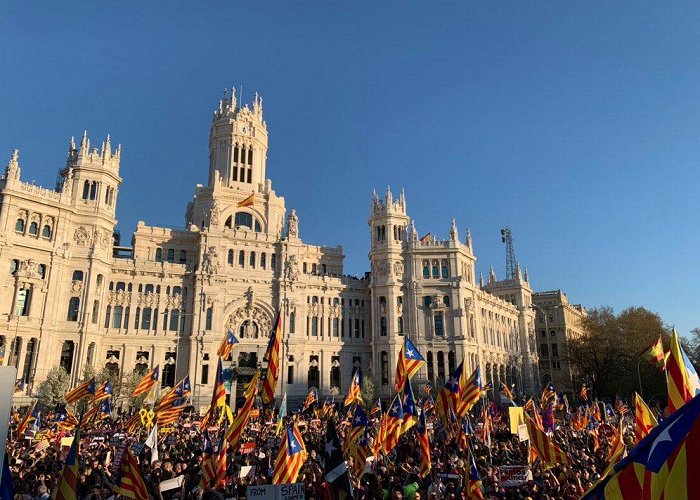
[523,413,570,466]
[344,369,362,407]
[226,372,259,448]
[666,329,700,414]
[54,426,81,500]
[261,312,282,404]
[113,448,150,499]
[65,377,96,404]
[131,366,159,397]
[634,392,658,444]
[273,424,307,484]
[417,409,431,478]
[200,358,227,430]
[640,336,667,372]
[237,193,255,207]
[456,366,483,417]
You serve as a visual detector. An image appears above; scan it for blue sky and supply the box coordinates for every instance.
[2,2,700,337]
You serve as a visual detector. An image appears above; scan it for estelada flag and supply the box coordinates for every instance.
[395,337,426,392]
[237,193,255,207]
[666,329,700,414]
[273,424,307,484]
[456,365,483,418]
[131,367,159,397]
[344,369,362,407]
[417,408,431,478]
[65,377,96,404]
[582,393,700,500]
[54,425,81,500]
[261,312,282,404]
[523,412,570,466]
[217,330,239,359]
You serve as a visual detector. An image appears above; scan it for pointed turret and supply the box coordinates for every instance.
[489,265,496,284]
[4,149,20,181]
[449,218,458,241]
[466,228,472,249]
[79,130,89,156]
[479,272,485,287]
[523,268,529,283]
[386,185,392,205]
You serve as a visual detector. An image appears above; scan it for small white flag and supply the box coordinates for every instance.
[145,422,159,464]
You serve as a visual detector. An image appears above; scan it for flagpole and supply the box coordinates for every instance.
[637,357,644,398]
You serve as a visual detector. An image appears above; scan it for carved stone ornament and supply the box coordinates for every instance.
[287,208,299,238]
[71,280,83,294]
[202,246,220,275]
[225,305,272,339]
[209,200,221,227]
[393,261,404,276]
[99,229,111,249]
[74,226,91,246]
[284,255,299,282]
[109,290,130,306]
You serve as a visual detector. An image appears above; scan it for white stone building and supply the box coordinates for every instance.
[0,90,542,407]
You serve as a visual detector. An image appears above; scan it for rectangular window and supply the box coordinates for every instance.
[312,317,318,336]
[434,313,444,336]
[381,351,389,385]
[540,343,548,357]
[552,344,559,358]
[380,317,387,336]
[67,297,80,322]
[289,313,295,334]
[333,318,339,337]
[201,364,209,385]
[15,288,31,316]
[354,319,360,338]
[398,316,404,334]
[169,310,180,331]
[361,319,365,338]
[205,307,213,331]
[287,365,294,384]
[141,308,152,330]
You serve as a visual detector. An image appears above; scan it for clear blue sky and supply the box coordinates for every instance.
[2,2,700,337]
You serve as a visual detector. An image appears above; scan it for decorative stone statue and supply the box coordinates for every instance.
[449,218,458,241]
[287,208,299,238]
[209,200,220,227]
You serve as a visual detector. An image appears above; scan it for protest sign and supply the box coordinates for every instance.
[240,442,255,454]
[498,465,532,487]
[247,483,304,500]
[509,407,524,434]
[159,475,185,492]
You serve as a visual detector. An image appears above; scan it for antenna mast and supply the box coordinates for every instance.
[500,226,517,280]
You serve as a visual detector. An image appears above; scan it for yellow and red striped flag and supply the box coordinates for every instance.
[273,424,307,484]
[226,371,259,447]
[580,384,589,402]
[131,366,159,397]
[666,329,700,414]
[91,381,112,403]
[523,412,570,466]
[640,336,667,372]
[261,312,282,404]
[344,369,362,407]
[112,448,149,499]
[302,388,317,411]
[417,409,431,478]
[200,358,227,430]
[53,425,81,500]
[213,437,228,488]
[200,431,216,488]
[381,395,405,454]
[216,330,239,360]
[15,401,37,436]
[237,193,255,207]
[394,337,426,392]
[65,377,96,404]
[634,392,658,444]
[456,365,483,417]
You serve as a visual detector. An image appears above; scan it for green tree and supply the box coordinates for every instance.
[36,366,69,408]
[566,306,668,402]
[360,376,377,410]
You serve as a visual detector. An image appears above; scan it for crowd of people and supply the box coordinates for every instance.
[3,392,636,500]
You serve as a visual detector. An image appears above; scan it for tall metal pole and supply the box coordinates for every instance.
[532,304,554,388]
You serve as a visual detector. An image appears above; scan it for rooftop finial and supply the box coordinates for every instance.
[5,148,20,180]
[386,185,392,204]
[523,267,529,283]
[450,218,458,241]
[479,272,484,287]
[466,228,472,248]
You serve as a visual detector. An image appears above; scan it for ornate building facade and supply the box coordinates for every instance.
[1,90,543,407]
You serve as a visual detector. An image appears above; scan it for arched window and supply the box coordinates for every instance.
[104,305,111,328]
[28,222,38,236]
[427,352,434,381]
[14,219,24,232]
[112,306,123,329]
[179,250,186,263]
[228,249,234,265]
[260,253,266,269]
[82,180,90,200]
[37,264,46,279]
[423,263,430,278]
[448,351,455,374]
[116,281,126,291]
[441,262,449,278]
[437,351,445,381]
[271,254,276,270]
[289,312,295,334]
[234,212,253,229]
[167,249,175,263]
[432,264,439,278]
[205,308,213,330]
[60,340,75,374]
[89,181,98,201]
[72,270,84,282]
[67,297,80,321]
[41,225,51,239]
[248,147,253,165]
[239,250,245,267]
[155,248,162,261]
[250,251,256,268]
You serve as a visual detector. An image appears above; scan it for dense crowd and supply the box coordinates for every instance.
[3,396,636,500]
